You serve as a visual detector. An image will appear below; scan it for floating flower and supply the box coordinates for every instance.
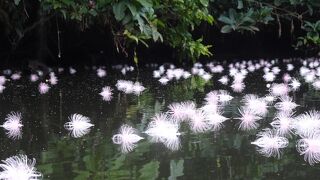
[218,90,233,104]
[168,101,196,123]
[251,128,289,158]
[0,76,6,85]
[237,108,262,131]
[204,91,219,105]
[30,74,39,82]
[112,125,144,153]
[218,76,229,85]
[0,85,6,93]
[38,82,50,94]
[159,77,169,85]
[293,110,320,137]
[97,68,106,78]
[0,154,42,179]
[231,81,245,93]
[11,73,21,80]
[263,72,276,82]
[296,132,320,165]
[270,83,289,97]
[290,78,301,91]
[132,82,145,95]
[49,73,58,85]
[243,94,268,116]
[270,112,294,136]
[69,67,76,74]
[188,110,211,133]
[116,80,134,94]
[274,96,298,113]
[1,112,23,139]
[99,86,113,101]
[64,114,94,138]
[206,110,228,131]
[145,113,181,150]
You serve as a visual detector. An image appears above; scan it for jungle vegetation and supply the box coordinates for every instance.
[1,0,320,62]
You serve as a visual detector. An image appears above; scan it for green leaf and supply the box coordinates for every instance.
[14,0,21,5]
[221,25,233,33]
[136,0,153,8]
[138,161,160,180]
[200,0,209,7]
[168,159,184,180]
[113,1,127,21]
[134,50,138,65]
[126,3,137,16]
[218,16,234,25]
[237,0,243,9]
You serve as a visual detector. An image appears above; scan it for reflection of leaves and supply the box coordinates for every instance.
[168,159,184,180]
[138,160,160,180]
[107,155,132,179]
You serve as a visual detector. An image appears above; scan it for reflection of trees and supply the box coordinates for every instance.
[36,74,320,180]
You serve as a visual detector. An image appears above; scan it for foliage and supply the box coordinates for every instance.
[2,0,320,61]
[3,0,213,61]
[214,0,320,52]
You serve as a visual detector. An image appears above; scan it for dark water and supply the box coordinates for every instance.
[1,66,320,180]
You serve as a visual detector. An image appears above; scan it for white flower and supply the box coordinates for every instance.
[99,86,113,101]
[11,73,21,80]
[145,113,181,151]
[296,132,320,165]
[263,72,276,82]
[243,94,268,116]
[270,112,294,136]
[69,67,76,74]
[132,82,145,95]
[168,101,196,123]
[270,83,289,97]
[30,74,39,82]
[204,91,219,105]
[0,76,7,85]
[206,110,228,131]
[0,154,42,180]
[0,85,6,93]
[236,108,262,131]
[231,81,245,93]
[64,114,94,138]
[251,128,289,158]
[274,96,298,113]
[293,110,320,137]
[188,110,211,133]
[49,73,58,85]
[97,68,107,78]
[159,77,169,85]
[112,125,144,153]
[218,76,229,85]
[218,90,233,104]
[289,79,301,91]
[1,112,23,139]
[38,83,50,94]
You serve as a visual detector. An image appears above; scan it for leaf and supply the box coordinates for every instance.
[113,1,127,21]
[134,50,138,65]
[136,0,153,8]
[126,3,137,16]
[237,0,243,9]
[168,159,184,180]
[221,25,233,33]
[218,16,234,25]
[14,0,21,5]
[138,161,160,180]
[199,0,209,7]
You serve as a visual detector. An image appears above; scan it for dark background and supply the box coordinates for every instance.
[0,12,311,67]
